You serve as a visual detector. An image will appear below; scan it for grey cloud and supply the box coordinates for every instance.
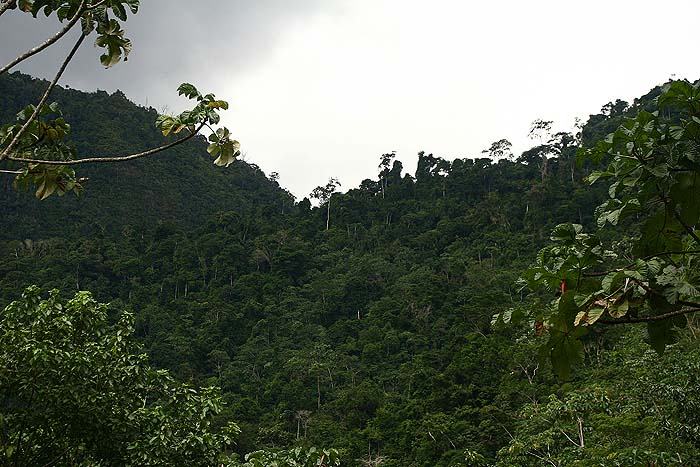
[0,1,327,107]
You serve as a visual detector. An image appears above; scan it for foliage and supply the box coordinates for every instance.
[0,72,265,239]
[241,447,341,467]
[493,330,700,466]
[482,139,513,162]
[310,177,341,230]
[1,75,697,466]
[494,80,700,378]
[0,286,238,467]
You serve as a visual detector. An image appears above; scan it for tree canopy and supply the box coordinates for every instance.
[1,37,699,466]
[0,286,239,467]
[494,80,700,378]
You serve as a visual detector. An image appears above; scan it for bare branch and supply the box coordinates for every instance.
[0,0,86,76]
[1,32,87,160]
[577,417,584,448]
[0,0,17,17]
[7,123,206,165]
[559,429,580,448]
[0,169,22,175]
[526,449,559,467]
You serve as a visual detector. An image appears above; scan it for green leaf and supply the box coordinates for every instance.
[550,223,582,243]
[177,83,201,100]
[671,172,700,226]
[574,306,604,326]
[647,319,678,354]
[644,163,669,178]
[94,19,132,68]
[548,328,585,380]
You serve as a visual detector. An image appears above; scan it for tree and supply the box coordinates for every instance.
[527,119,554,182]
[377,151,395,199]
[494,80,700,378]
[310,177,341,231]
[482,139,513,162]
[242,447,340,467]
[492,332,700,466]
[0,0,239,199]
[0,286,239,467]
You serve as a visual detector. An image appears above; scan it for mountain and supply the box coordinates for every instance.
[0,71,289,239]
[2,74,698,466]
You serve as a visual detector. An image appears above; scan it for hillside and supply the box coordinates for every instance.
[0,72,288,239]
[1,75,698,466]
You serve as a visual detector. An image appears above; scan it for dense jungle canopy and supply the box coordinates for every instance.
[2,69,700,466]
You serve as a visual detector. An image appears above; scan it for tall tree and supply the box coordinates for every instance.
[310,177,341,231]
[377,151,395,199]
[482,139,513,162]
[527,119,555,182]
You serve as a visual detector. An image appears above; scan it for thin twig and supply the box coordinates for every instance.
[1,32,87,159]
[577,417,584,448]
[7,123,205,165]
[0,169,21,174]
[0,0,87,76]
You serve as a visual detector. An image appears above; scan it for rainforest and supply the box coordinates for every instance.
[2,1,700,465]
[2,69,700,466]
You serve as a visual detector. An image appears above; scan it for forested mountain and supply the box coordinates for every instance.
[0,72,284,239]
[1,73,698,466]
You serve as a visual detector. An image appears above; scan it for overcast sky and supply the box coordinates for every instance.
[2,0,700,198]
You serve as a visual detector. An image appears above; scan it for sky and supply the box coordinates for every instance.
[2,0,700,199]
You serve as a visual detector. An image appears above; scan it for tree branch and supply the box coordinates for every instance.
[583,250,700,277]
[7,123,205,165]
[0,169,21,174]
[559,429,581,448]
[0,0,16,17]
[1,32,87,160]
[526,449,558,467]
[598,304,700,324]
[673,211,700,244]
[0,0,86,76]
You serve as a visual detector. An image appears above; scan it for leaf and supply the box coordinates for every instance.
[575,306,606,326]
[111,2,127,21]
[548,328,585,380]
[177,83,201,100]
[35,171,58,200]
[95,19,132,68]
[586,170,611,184]
[671,172,700,226]
[610,299,629,319]
[647,319,678,354]
[644,163,669,178]
[207,100,229,110]
[550,223,582,243]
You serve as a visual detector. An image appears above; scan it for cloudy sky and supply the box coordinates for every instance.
[2,0,700,198]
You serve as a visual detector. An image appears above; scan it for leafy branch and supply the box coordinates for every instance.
[494,80,700,377]
[0,0,240,198]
